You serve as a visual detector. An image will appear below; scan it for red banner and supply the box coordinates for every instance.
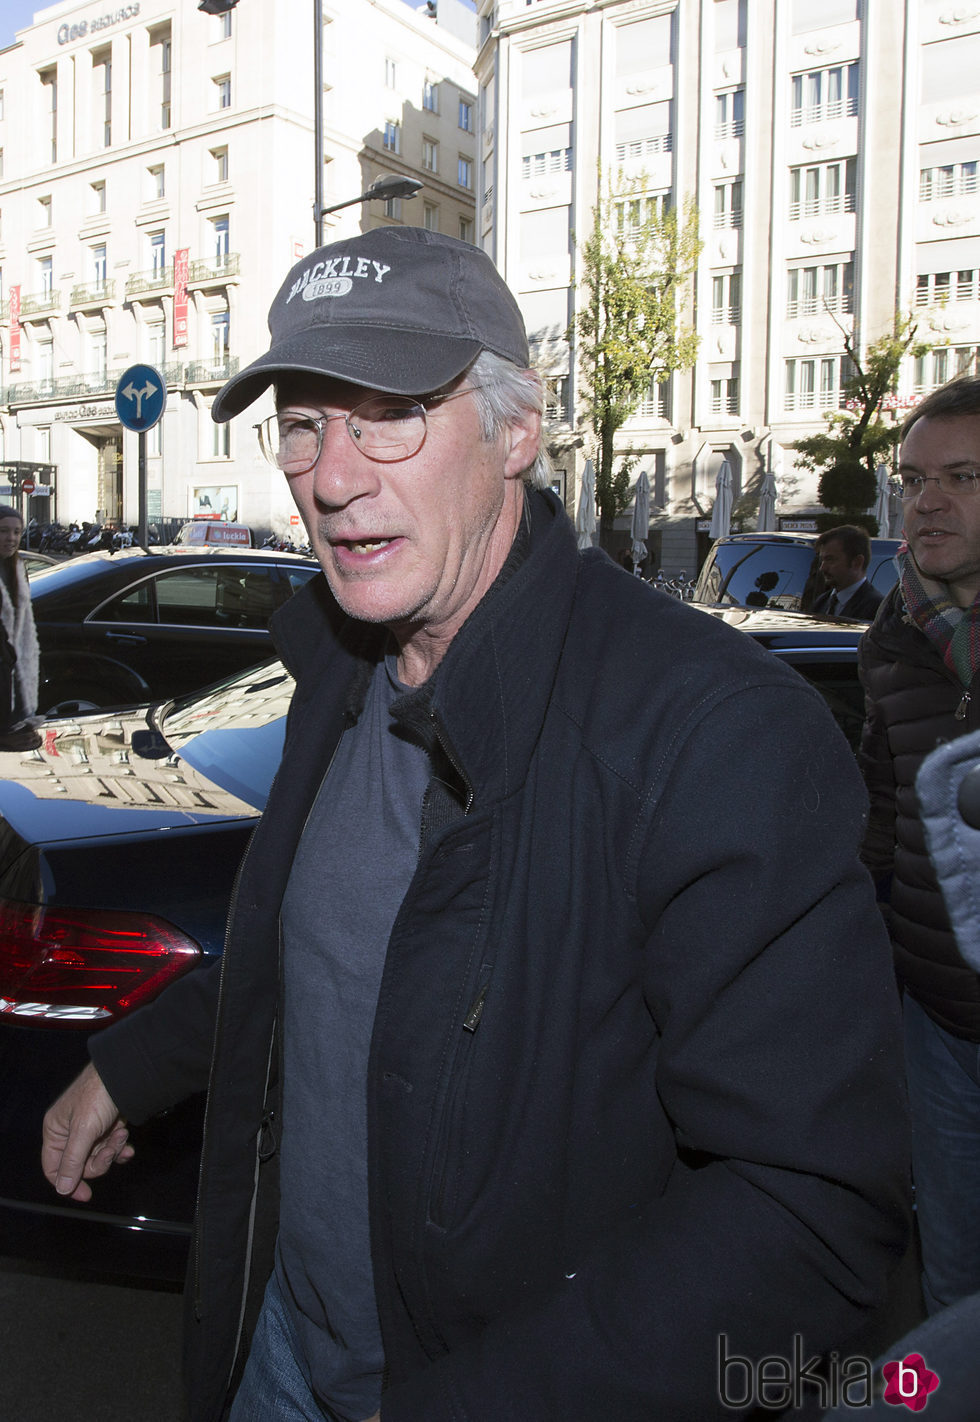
[9,286,21,373]
[173,248,189,349]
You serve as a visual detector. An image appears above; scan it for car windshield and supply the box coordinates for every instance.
[694,542,817,611]
[157,662,295,811]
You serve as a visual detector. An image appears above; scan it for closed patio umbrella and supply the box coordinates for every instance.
[575,459,597,551]
[710,460,733,539]
[630,469,651,573]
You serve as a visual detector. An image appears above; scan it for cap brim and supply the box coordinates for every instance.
[211,327,484,421]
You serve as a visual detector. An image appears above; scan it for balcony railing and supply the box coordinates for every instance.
[711,303,742,326]
[126,268,174,297]
[786,294,852,319]
[615,133,672,163]
[185,356,240,385]
[788,192,856,222]
[1,361,214,407]
[188,252,240,283]
[20,290,61,316]
[70,279,116,307]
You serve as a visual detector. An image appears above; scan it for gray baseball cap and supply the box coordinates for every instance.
[211,227,530,422]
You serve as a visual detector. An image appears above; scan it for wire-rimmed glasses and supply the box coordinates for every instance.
[254,387,480,473]
[891,470,980,500]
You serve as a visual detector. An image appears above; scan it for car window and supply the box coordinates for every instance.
[97,580,157,623]
[283,565,321,594]
[695,543,817,611]
[775,656,865,752]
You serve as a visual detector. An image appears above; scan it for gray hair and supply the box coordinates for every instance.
[464,351,555,491]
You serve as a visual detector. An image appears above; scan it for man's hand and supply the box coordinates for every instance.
[41,1062,134,1201]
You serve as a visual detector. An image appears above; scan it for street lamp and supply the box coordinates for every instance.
[316,175,423,237]
[197,0,238,13]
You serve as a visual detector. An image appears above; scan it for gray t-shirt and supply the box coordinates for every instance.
[277,654,430,1421]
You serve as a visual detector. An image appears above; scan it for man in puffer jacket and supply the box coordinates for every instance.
[859,373,980,1313]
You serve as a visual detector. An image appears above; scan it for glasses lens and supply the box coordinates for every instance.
[901,472,980,498]
[265,414,322,473]
[350,396,425,461]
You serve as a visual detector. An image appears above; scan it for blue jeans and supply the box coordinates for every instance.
[904,995,980,1312]
[229,1271,337,1422]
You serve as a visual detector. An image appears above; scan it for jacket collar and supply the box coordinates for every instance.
[272,488,581,809]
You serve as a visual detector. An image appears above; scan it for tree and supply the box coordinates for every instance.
[794,314,927,533]
[573,174,702,545]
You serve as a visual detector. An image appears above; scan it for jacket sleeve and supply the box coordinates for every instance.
[857,641,898,886]
[379,679,911,1422]
[89,954,222,1124]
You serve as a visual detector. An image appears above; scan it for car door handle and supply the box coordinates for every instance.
[103,632,148,646]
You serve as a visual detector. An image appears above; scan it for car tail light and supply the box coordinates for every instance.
[0,898,201,1027]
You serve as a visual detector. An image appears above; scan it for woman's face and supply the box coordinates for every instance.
[0,517,24,560]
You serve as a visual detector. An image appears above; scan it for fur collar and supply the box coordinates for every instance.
[1,556,40,723]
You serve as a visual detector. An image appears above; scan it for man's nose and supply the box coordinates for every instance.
[311,415,382,507]
[912,477,950,511]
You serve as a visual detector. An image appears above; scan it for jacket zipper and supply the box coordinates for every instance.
[956,691,972,721]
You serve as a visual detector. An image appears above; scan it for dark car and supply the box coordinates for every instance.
[0,607,866,1283]
[693,530,901,615]
[29,545,320,712]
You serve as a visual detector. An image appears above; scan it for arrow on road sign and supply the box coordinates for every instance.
[121,380,158,421]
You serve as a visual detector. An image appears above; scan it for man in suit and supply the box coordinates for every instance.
[813,524,883,620]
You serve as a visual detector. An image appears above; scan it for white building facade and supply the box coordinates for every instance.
[0,0,476,537]
[476,0,980,569]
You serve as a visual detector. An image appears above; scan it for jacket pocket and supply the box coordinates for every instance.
[427,965,492,1231]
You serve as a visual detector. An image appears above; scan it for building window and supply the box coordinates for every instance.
[713,180,743,229]
[423,202,439,231]
[150,230,167,274]
[216,10,232,39]
[385,57,397,88]
[614,102,673,162]
[917,269,980,305]
[423,78,438,112]
[214,75,231,110]
[94,50,112,147]
[790,62,859,126]
[148,165,165,201]
[789,159,856,220]
[422,139,438,172]
[91,180,107,213]
[545,375,570,423]
[714,88,744,140]
[458,155,473,188]
[153,32,172,130]
[211,146,229,183]
[212,419,230,458]
[710,373,740,416]
[383,196,402,219]
[211,309,230,364]
[458,216,473,243]
[37,336,54,389]
[38,194,52,227]
[89,326,107,382]
[146,320,165,367]
[41,68,57,163]
[92,244,107,287]
[39,255,53,296]
[459,98,472,131]
[915,346,980,395]
[383,120,400,153]
[148,418,163,459]
[212,216,230,264]
[522,125,573,178]
[615,192,671,239]
[711,271,742,325]
[786,261,853,317]
[785,356,851,411]
[636,373,670,419]
[919,163,978,201]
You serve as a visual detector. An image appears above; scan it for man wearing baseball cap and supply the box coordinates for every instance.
[44,228,910,1421]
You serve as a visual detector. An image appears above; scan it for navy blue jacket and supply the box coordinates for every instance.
[93,490,909,1421]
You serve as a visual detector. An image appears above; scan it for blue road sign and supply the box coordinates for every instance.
[115,364,167,432]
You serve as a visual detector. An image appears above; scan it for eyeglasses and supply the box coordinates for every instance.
[254,387,481,473]
[892,470,980,500]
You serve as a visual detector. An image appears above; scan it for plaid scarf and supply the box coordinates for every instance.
[898,549,980,688]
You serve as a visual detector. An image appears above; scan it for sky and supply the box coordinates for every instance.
[2,2,45,50]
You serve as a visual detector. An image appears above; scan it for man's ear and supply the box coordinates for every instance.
[502,403,542,481]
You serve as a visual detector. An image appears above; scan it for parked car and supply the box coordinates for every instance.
[29,545,321,713]
[172,519,254,547]
[19,550,58,578]
[0,603,869,1283]
[693,530,901,614]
